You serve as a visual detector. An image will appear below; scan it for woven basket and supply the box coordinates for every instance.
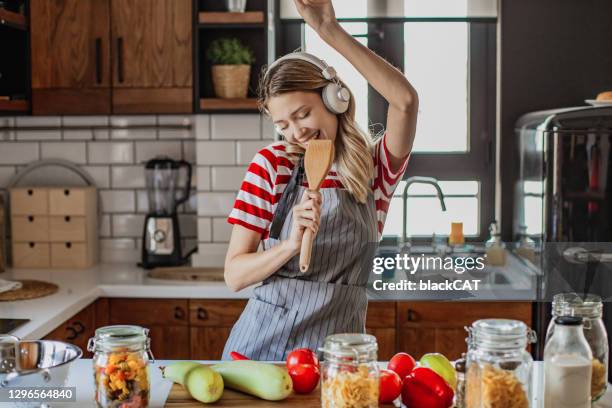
[211,64,250,99]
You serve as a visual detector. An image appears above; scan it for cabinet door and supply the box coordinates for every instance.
[366,302,397,360]
[43,302,96,358]
[30,0,111,114]
[111,0,192,113]
[148,326,190,360]
[190,327,232,360]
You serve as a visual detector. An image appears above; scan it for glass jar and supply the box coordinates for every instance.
[465,319,536,408]
[545,293,609,401]
[320,333,379,408]
[88,325,153,408]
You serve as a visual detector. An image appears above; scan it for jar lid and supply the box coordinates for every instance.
[552,293,602,318]
[87,325,150,352]
[467,319,536,350]
[320,333,377,361]
[555,316,583,326]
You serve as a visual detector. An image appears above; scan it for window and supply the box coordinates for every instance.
[278,6,497,240]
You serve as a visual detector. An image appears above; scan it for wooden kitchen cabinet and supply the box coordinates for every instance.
[43,299,100,358]
[30,0,111,114]
[29,0,192,115]
[365,301,396,360]
[397,301,533,361]
[189,300,247,360]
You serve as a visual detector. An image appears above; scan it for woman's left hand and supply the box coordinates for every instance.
[293,0,337,33]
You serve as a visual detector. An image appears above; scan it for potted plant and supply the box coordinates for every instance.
[206,38,255,99]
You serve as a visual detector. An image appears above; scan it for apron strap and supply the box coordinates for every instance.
[269,156,304,239]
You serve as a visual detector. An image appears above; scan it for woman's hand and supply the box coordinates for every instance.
[287,190,322,253]
[293,0,337,33]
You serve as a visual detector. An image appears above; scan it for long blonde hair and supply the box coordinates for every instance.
[258,59,375,204]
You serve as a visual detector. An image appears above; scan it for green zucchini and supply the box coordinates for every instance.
[211,360,293,401]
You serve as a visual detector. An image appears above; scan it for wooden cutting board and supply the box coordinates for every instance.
[165,382,321,407]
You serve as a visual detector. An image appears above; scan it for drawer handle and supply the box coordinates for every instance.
[65,216,71,222]
[28,216,34,222]
[29,242,35,248]
[407,309,417,322]
[73,321,85,334]
[197,307,208,320]
[66,326,78,340]
[27,189,33,196]
[64,189,70,196]
[65,242,72,249]
[174,306,185,320]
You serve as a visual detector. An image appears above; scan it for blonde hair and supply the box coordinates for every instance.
[258,59,375,203]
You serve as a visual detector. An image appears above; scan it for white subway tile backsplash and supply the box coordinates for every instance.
[112,214,144,237]
[0,143,39,165]
[182,141,196,163]
[88,142,133,164]
[196,167,210,191]
[198,217,212,242]
[194,115,210,140]
[0,117,15,141]
[63,129,94,140]
[158,115,192,126]
[197,192,235,216]
[135,141,181,162]
[211,166,246,191]
[196,141,235,165]
[110,116,157,140]
[0,167,16,187]
[136,190,149,213]
[261,115,276,140]
[212,217,232,242]
[192,243,228,267]
[159,115,193,139]
[100,214,112,237]
[41,142,87,163]
[62,116,109,127]
[100,190,135,213]
[111,166,145,188]
[159,128,192,139]
[236,140,270,164]
[93,129,110,140]
[182,191,198,213]
[179,214,198,238]
[81,166,110,188]
[111,128,156,140]
[101,238,136,249]
[211,114,260,140]
[16,116,61,127]
[17,130,62,140]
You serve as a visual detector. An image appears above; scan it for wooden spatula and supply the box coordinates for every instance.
[299,139,334,273]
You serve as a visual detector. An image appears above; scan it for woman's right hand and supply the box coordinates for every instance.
[287,190,322,252]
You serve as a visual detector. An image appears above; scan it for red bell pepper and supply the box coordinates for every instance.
[229,351,250,360]
[401,367,454,408]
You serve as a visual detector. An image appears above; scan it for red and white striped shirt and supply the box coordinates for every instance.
[228,134,409,240]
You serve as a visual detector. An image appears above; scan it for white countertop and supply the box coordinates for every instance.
[0,263,254,340]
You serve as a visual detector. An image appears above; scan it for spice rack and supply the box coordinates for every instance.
[194,0,268,113]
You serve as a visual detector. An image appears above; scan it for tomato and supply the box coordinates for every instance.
[387,352,416,380]
[288,363,320,394]
[379,369,402,403]
[286,348,319,370]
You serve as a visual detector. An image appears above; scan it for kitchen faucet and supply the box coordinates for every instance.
[401,176,447,250]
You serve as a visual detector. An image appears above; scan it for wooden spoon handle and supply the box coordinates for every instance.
[299,228,315,273]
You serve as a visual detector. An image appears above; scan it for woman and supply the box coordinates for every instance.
[221,0,418,361]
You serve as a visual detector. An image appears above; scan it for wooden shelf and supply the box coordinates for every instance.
[198,11,264,25]
[200,98,259,111]
[0,8,27,30]
[0,99,29,112]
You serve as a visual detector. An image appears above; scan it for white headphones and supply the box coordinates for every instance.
[265,52,351,115]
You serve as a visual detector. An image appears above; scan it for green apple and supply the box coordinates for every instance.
[419,353,457,390]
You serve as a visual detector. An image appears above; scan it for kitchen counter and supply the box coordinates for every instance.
[40,359,612,407]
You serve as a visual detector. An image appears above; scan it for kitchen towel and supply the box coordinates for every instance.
[0,278,22,294]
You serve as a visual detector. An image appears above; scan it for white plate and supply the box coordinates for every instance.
[585,99,612,107]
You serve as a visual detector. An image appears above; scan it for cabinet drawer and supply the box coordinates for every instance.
[49,188,91,215]
[366,301,396,328]
[49,216,86,242]
[189,300,247,327]
[11,216,49,242]
[13,242,50,268]
[50,242,88,268]
[10,188,48,215]
[110,299,189,326]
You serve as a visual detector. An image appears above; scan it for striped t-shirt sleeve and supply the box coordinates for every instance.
[227,146,278,235]
[372,133,410,237]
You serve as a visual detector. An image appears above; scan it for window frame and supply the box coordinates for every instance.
[277,14,497,241]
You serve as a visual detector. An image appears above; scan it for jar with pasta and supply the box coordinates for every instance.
[88,325,153,408]
[465,319,536,408]
[545,293,609,401]
[320,333,379,408]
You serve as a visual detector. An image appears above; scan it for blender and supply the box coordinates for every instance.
[140,157,195,269]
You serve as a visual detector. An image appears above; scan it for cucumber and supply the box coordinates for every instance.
[211,360,293,401]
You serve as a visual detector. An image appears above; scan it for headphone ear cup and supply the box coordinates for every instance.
[322,83,350,114]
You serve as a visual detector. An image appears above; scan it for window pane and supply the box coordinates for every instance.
[305,24,369,133]
[383,181,479,237]
[404,23,469,152]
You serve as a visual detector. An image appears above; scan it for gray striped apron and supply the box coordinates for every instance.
[221,186,379,361]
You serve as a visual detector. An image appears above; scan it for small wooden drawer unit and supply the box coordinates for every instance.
[10,187,98,269]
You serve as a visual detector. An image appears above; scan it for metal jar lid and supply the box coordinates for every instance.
[552,293,603,319]
[320,333,378,363]
[467,319,537,350]
[87,325,151,354]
